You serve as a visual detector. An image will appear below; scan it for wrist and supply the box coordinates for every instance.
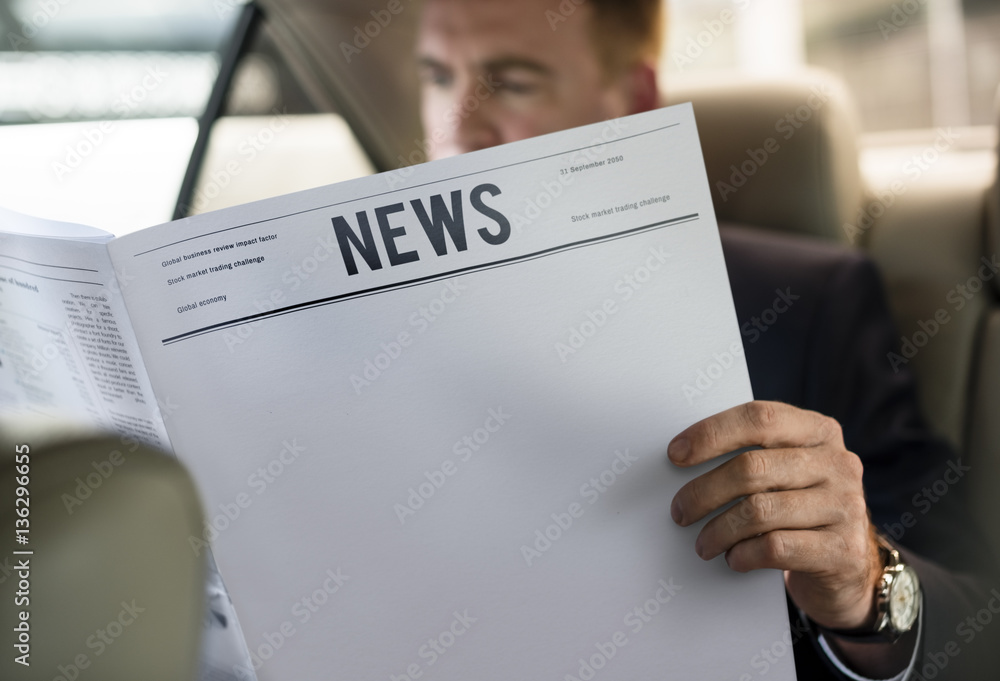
[809,528,883,631]
[819,617,920,680]
[816,534,921,643]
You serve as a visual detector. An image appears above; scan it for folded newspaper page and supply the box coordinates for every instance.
[102,103,794,680]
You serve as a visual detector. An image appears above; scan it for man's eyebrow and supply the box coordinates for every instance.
[481,57,553,77]
[417,56,449,72]
[415,55,553,78]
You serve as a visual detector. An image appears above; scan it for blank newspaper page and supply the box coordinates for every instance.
[108,104,796,681]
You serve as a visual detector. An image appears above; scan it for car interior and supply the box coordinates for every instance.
[187,0,1000,554]
[3,0,999,679]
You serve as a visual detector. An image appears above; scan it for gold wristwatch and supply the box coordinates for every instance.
[821,533,921,644]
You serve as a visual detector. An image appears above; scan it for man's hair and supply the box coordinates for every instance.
[586,0,664,79]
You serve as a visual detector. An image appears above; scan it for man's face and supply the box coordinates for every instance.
[417,0,633,160]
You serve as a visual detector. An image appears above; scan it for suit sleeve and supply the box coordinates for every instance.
[800,252,1000,680]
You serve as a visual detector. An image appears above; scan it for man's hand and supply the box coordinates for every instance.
[668,401,883,631]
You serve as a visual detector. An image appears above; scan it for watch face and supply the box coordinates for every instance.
[889,566,920,632]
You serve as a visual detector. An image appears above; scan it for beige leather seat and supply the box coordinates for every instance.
[669,71,1000,557]
[967,108,1000,555]
[0,423,205,681]
[864,109,999,558]
[667,70,863,243]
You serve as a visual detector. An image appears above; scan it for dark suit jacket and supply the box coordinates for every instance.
[720,225,999,680]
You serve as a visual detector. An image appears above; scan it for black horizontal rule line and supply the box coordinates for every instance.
[161,213,699,346]
[138,122,682,256]
[0,264,103,286]
[0,254,99,273]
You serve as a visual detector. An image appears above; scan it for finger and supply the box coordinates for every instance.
[694,489,844,560]
[728,530,883,630]
[671,447,823,526]
[723,528,846,574]
[668,401,843,467]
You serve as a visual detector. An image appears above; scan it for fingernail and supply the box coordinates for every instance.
[668,437,690,463]
[671,497,683,524]
[695,535,705,558]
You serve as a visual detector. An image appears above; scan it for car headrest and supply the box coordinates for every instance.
[665,69,863,243]
[0,420,205,681]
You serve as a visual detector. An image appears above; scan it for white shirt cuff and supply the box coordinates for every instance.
[815,591,923,681]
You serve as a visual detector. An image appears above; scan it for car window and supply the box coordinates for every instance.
[0,0,240,233]
[3,1,998,231]
[185,16,375,216]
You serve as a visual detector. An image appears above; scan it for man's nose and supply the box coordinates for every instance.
[449,83,500,154]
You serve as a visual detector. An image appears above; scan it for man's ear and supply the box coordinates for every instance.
[625,61,660,114]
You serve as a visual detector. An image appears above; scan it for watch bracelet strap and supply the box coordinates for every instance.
[814,622,898,644]
[811,534,911,644]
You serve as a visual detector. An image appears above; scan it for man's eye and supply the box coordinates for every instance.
[420,68,452,88]
[495,79,537,95]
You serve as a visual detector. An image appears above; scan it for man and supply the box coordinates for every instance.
[415,1,997,679]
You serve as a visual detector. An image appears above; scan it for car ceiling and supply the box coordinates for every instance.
[257,0,425,173]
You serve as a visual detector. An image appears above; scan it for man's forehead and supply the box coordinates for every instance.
[418,0,594,62]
